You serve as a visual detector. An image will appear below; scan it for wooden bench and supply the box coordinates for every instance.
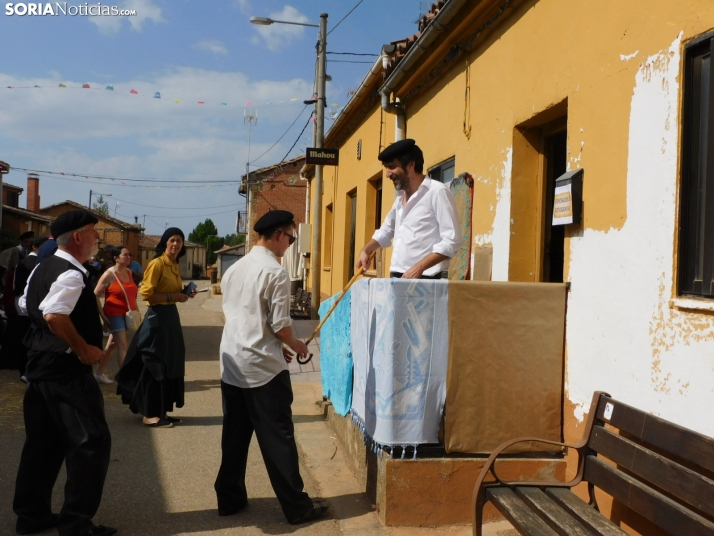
[473,391,714,536]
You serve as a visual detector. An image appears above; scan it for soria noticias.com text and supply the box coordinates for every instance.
[5,3,136,16]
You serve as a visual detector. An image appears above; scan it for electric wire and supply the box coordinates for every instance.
[327,52,378,56]
[278,111,314,164]
[249,104,309,165]
[327,0,365,35]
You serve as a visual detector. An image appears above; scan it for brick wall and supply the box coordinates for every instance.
[249,160,306,245]
[26,175,40,212]
[40,204,141,259]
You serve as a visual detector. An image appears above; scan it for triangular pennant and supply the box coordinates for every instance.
[130,89,138,94]
[154,92,161,99]
[82,83,90,88]
[58,83,66,88]
[106,84,114,90]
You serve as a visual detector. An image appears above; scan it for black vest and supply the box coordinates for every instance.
[24,255,103,381]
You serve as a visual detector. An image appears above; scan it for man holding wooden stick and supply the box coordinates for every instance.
[215,210,329,525]
[356,139,461,279]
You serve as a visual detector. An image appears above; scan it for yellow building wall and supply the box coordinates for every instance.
[398,3,714,533]
[316,105,396,300]
[311,1,714,533]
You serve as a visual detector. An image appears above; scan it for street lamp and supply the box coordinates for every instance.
[250,12,327,320]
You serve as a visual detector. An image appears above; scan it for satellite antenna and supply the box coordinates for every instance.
[415,1,431,24]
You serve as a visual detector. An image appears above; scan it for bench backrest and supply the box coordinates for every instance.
[585,395,714,535]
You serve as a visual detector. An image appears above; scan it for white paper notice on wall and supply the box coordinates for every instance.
[552,183,573,225]
[603,402,615,421]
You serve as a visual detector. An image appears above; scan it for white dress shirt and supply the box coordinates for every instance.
[18,249,88,317]
[372,177,462,276]
[219,246,293,388]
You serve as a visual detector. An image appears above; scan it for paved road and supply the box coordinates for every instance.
[0,290,501,535]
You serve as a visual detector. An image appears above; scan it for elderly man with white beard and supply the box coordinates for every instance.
[13,210,116,536]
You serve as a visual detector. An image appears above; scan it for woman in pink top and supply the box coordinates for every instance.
[93,246,138,384]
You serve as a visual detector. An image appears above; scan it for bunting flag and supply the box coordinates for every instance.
[3,82,345,113]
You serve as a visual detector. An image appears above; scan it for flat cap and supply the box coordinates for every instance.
[254,209,295,234]
[378,138,417,162]
[51,209,98,238]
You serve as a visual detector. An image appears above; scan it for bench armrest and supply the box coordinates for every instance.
[472,391,611,533]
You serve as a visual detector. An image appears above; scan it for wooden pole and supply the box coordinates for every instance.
[305,251,375,346]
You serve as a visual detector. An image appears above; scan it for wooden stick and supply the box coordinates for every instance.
[304,251,375,346]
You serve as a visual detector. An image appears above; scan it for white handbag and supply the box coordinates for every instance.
[114,268,142,330]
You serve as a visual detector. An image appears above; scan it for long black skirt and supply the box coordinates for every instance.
[116,304,185,418]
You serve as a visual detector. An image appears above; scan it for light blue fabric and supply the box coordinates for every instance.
[319,288,353,416]
[351,278,449,453]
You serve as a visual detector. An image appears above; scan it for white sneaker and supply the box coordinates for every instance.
[94,373,114,385]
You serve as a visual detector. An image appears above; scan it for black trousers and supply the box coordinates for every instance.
[14,373,111,536]
[214,371,312,521]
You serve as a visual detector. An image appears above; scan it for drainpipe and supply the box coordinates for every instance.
[379,45,406,141]
[379,0,471,140]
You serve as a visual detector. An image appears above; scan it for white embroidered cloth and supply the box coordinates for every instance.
[350,278,449,452]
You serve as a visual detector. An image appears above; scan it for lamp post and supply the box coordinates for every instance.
[250,13,327,319]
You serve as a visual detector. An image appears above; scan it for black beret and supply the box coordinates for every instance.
[378,138,418,162]
[51,210,99,238]
[19,231,35,240]
[254,210,294,234]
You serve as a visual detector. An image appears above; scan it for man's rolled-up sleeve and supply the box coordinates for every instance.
[265,270,293,334]
[39,270,85,316]
[431,188,463,258]
[372,205,396,248]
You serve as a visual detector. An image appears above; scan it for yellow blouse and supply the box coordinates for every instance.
[140,253,183,305]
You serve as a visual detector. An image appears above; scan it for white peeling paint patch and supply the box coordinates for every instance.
[491,148,512,281]
[620,50,639,61]
[566,33,714,437]
[471,148,512,281]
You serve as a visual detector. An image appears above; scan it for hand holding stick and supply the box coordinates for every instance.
[297,251,375,364]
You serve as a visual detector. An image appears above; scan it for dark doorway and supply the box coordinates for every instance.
[543,129,567,283]
[347,190,357,280]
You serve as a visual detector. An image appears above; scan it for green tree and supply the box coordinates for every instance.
[223,233,246,247]
[93,195,109,215]
[189,219,224,265]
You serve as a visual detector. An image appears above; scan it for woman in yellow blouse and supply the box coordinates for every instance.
[116,228,196,428]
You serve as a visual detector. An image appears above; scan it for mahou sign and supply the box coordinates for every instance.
[306,148,339,166]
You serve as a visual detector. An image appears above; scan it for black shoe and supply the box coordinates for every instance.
[218,501,248,516]
[83,525,118,536]
[288,500,330,525]
[16,514,59,535]
[164,415,182,424]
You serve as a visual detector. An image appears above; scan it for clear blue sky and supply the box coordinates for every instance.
[0,0,420,236]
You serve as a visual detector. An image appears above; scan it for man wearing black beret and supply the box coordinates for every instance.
[13,210,117,536]
[356,139,461,279]
[215,210,329,525]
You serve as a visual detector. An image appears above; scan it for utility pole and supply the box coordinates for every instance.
[309,13,328,319]
[244,109,258,251]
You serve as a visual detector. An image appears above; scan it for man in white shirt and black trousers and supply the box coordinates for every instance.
[215,210,329,525]
[356,138,462,278]
[13,210,116,536]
